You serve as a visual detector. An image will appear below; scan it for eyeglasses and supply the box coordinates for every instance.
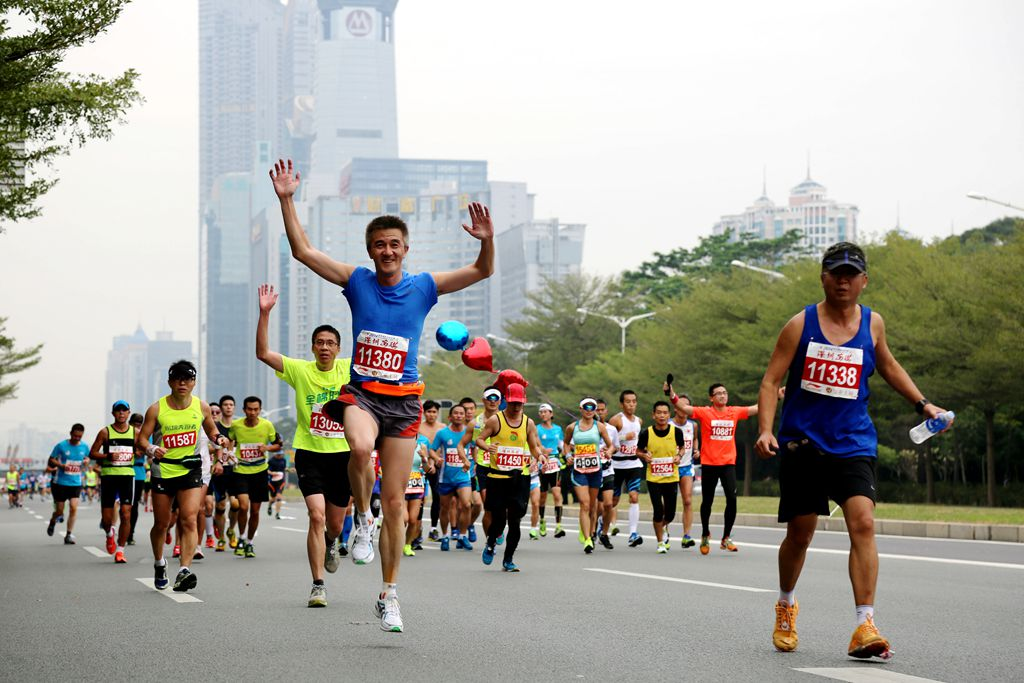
[712,390,728,396]
[313,339,339,348]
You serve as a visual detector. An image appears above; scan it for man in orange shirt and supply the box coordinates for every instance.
[666,381,757,554]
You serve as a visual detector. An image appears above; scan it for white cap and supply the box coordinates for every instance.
[538,403,553,412]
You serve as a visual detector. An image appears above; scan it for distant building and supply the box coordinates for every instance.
[4,424,64,469]
[105,326,193,424]
[713,171,858,250]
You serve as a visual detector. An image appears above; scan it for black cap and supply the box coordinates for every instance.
[168,360,197,381]
[822,242,867,273]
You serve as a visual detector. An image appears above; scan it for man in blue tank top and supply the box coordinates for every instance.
[271,158,494,633]
[755,242,951,661]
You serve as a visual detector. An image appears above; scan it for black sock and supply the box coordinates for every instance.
[313,579,324,586]
[555,506,562,523]
[539,504,546,520]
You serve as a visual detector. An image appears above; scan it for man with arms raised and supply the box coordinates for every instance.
[270,158,494,632]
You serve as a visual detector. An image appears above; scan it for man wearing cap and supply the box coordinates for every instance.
[755,241,951,659]
[563,397,615,554]
[473,383,546,571]
[459,386,502,544]
[90,400,138,563]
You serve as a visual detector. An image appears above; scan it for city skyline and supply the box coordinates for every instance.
[1,0,1022,434]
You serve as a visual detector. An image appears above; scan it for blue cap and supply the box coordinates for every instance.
[112,400,130,411]
[822,242,867,273]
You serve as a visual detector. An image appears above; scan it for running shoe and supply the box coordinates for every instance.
[721,537,738,552]
[216,538,226,552]
[275,512,281,520]
[244,542,255,558]
[440,537,450,552]
[496,534,504,546]
[234,542,245,557]
[106,533,116,555]
[351,521,375,565]
[554,525,565,538]
[457,536,473,551]
[502,561,520,572]
[482,544,495,565]
[628,532,643,547]
[681,535,696,549]
[172,567,197,592]
[127,537,135,546]
[402,544,415,557]
[847,616,892,659]
[114,550,126,564]
[467,525,477,543]
[165,531,172,545]
[324,534,340,573]
[529,529,539,540]
[451,528,460,540]
[595,518,603,536]
[227,528,237,548]
[657,543,668,554]
[64,533,76,545]
[539,519,547,536]
[428,528,440,541]
[172,544,180,558]
[773,601,799,652]
[193,548,205,561]
[154,562,168,590]
[308,583,327,608]
[411,537,423,551]
[338,542,349,557]
[700,535,710,555]
[578,528,586,544]
[599,534,614,550]
[205,535,215,549]
[583,538,594,554]
[46,520,55,537]
[57,514,64,523]
[375,596,403,633]
[610,525,620,536]
[266,505,272,516]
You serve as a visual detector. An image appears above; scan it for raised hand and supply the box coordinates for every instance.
[258,283,278,313]
[269,158,301,199]
[462,202,494,241]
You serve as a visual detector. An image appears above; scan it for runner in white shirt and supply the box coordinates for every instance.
[608,390,645,547]
[669,394,698,548]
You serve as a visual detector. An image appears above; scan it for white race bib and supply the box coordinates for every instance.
[109,445,134,465]
[309,404,345,439]
[494,445,527,472]
[801,341,863,400]
[353,330,409,381]
[650,457,675,477]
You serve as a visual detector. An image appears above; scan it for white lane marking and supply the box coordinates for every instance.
[734,541,1024,570]
[584,567,772,593]
[33,515,44,520]
[795,668,944,682]
[134,578,203,603]
[84,546,107,558]
[730,523,1024,547]
[273,526,304,533]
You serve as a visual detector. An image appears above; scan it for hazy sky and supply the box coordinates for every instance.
[1,0,1022,434]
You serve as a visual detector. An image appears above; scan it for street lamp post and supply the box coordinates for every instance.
[729,260,786,280]
[486,334,537,371]
[966,192,1024,213]
[575,308,656,354]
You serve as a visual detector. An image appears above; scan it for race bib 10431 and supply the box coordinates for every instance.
[239,443,263,463]
[801,341,863,400]
[353,330,409,382]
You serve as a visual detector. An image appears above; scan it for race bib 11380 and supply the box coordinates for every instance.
[353,330,409,382]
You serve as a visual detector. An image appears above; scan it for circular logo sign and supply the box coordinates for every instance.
[346,9,373,37]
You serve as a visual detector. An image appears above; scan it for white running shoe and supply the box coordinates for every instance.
[374,596,403,633]
[308,583,327,608]
[351,521,375,565]
[324,534,340,573]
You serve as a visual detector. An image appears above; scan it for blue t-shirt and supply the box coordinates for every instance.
[268,454,288,474]
[343,267,438,386]
[51,440,89,487]
[133,450,147,481]
[431,425,470,485]
[537,423,565,467]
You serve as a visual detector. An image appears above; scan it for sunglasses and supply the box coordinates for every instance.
[581,404,597,411]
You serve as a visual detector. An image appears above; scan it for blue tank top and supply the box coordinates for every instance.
[342,267,438,386]
[779,304,877,457]
[537,423,564,466]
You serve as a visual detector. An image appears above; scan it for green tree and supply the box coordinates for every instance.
[0,317,42,404]
[1,0,141,225]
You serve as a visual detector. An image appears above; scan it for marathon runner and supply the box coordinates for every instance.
[6,464,18,508]
[668,393,698,548]
[267,450,288,520]
[83,462,98,503]
[474,383,546,571]
[228,396,282,558]
[46,424,89,543]
[755,242,950,659]
[594,399,617,550]
[637,401,686,554]
[459,396,481,544]
[258,283,354,607]
[460,388,501,545]
[563,398,614,554]
[127,413,146,546]
[211,396,239,551]
[609,390,645,547]
[535,403,566,538]
[272,157,494,632]
[402,436,429,556]
[418,400,443,542]
[432,404,472,551]
[89,400,137,563]
[136,360,228,592]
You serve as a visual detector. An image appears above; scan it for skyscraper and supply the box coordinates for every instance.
[105,326,193,425]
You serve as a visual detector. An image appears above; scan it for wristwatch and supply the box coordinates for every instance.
[915,398,931,415]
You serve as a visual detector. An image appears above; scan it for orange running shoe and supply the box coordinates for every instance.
[106,533,116,555]
[721,537,738,552]
[205,535,215,549]
[165,531,172,545]
[772,601,799,652]
[848,615,892,659]
[114,550,126,564]
[172,544,181,558]
[700,535,710,555]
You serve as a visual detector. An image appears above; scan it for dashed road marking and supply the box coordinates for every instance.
[795,668,944,682]
[134,578,203,603]
[584,567,772,592]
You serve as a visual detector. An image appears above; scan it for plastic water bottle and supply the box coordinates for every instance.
[909,411,955,444]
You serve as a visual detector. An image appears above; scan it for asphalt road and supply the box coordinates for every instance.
[1,499,1022,682]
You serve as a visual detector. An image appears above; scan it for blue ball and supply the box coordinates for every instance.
[436,320,469,351]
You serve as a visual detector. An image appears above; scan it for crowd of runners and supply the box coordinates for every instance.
[12,159,956,662]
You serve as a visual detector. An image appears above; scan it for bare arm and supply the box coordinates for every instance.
[256,284,284,373]
[666,383,695,418]
[527,419,547,465]
[474,416,500,453]
[432,202,495,295]
[136,403,166,459]
[872,313,947,420]
[200,402,229,448]
[754,313,803,458]
[271,159,356,287]
[89,428,107,461]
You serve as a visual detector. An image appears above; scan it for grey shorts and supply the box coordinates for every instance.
[325,383,423,440]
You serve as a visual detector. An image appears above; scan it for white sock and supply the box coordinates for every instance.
[156,557,166,567]
[856,604,874,625]
[381,581,397,599]
[357,510,371,527]
[205,516,214,536]
[779,590,795,605]
[628,503,640,534]
[107,527,114,538]
[116,545,124,553]
[239,535,247,544]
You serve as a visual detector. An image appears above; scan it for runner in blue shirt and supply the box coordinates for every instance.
[430,405,472,552]
[47,424,90,544]
[535,404,566,538]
